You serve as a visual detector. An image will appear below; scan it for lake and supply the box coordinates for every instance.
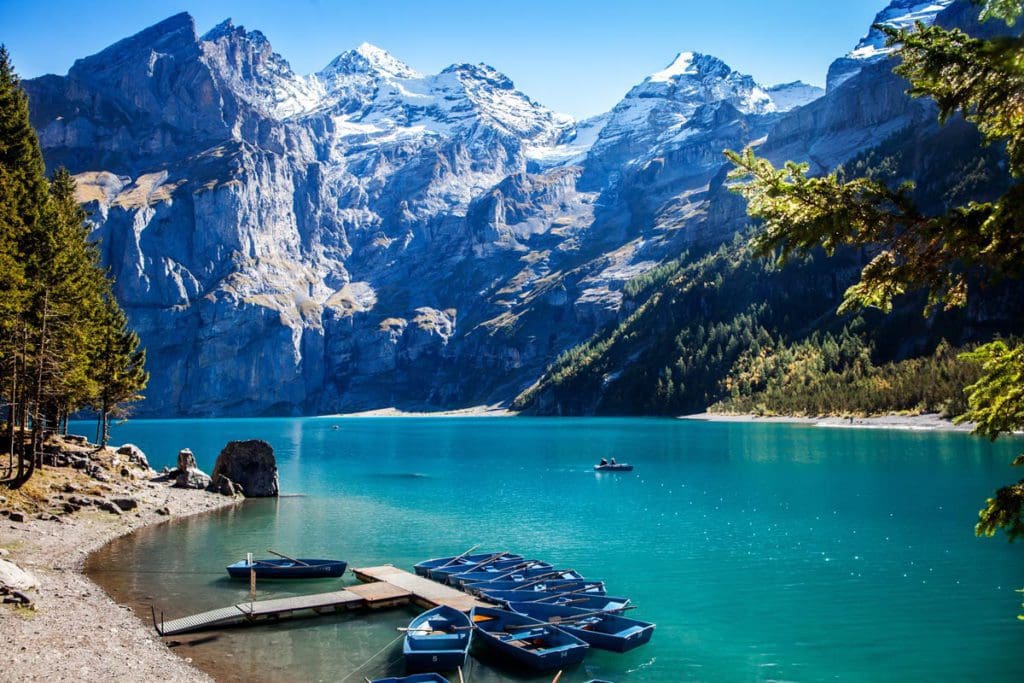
[82,417,1024,682]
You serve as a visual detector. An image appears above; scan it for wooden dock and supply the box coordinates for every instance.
[353,564,488,612]
[155,565,485,637]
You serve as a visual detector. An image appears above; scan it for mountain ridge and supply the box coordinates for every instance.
[22,1,959,416]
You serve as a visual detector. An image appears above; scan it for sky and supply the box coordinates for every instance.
[2,0,887,118]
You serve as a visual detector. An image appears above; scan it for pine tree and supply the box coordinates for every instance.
[92,296,147,447]
[725,0,1024,539]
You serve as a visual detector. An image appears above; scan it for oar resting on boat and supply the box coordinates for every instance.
[506,601,655,653]
[470,605,589,672]
[402,605,473,672]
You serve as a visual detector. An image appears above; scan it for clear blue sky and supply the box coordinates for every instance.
[3,0,886,118]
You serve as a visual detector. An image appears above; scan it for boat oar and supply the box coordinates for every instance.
[435,544,482,570]
[533,586,594,602]
[552,672,563,683]
[460,550,510,575]
[458,667,464,683]
[267,549,310,566]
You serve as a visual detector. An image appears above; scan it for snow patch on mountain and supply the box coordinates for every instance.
[766,81,824,112]
[828,0,954,90]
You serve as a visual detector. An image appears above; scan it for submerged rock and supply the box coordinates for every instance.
[210,440,279,497]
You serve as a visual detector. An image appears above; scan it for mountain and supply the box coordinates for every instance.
[512,0,1024,416]
[21,2,970,417]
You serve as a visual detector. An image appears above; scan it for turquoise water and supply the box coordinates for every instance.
[82,417,1024,682]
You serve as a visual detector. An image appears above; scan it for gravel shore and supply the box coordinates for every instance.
[0,441,239,682]
[681,411,977,432]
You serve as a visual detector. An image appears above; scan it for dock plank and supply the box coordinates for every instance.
[353,564,488,612]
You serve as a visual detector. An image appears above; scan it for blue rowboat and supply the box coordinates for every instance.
[225,558,347,579]
[452,567,585,590]
[413,552,523,577]
[432,559,549,583]
[470,605,588,672]
[478,589,630,612]
[369,674,449,683]
[469,579,605,596]
[594,463,633,472]
[403,605,472,672]
[506,601,655,652]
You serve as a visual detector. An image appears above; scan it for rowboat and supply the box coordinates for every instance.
[470,605,589,672]
[413,552,523,577]
[369,674,449,683]
[403,605,472,672]
[452,567,585,590]
[225,558,347,579]
[594,463,633,472]
[432,559,550,583]
[506,601,655,652]
[478,589,629,612]
[469,579,605,596]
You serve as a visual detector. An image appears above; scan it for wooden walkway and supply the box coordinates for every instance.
[353,564,488,612]
[155,565,484,637]
[155,581,410,636]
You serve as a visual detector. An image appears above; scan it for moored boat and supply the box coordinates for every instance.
[469,579,605,596]
[413,552,522,577]
[452,567,585,590]
[402,605,473,672]
[506,601,655,652]
[479,589,629,612]
[369,674,449,683]
[225,557,347,579]
[432,559,550,583]
[470,605,589,672]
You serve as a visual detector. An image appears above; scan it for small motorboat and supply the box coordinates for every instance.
[403,605,472,672]
[225,557,347,580]
[479,589,629,612]
[471,605,589,672]
[469,579,605,596]
[506,601,655,652]
[448,564,571,589]
[414,552,523,577]
[369,674,449,683]
[594,461,633,472]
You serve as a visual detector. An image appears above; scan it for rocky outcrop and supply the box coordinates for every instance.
[115,444,149,470]
[210,440,279,497]
[173,448,212,489]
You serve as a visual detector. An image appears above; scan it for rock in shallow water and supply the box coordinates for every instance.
[210,440,279,497]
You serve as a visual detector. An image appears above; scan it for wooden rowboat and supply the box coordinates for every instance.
[478,589,629,612]
[403,605,472,672]
[369,674,449,683]
[225,558,347,579]
[470,605,588,672]
[506,601,655,652]
[413,552,523,577]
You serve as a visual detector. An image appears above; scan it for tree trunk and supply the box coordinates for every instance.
[30,290,48,470]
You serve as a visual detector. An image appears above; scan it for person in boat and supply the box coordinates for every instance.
[599,457,608,466]
[610,457,617,465]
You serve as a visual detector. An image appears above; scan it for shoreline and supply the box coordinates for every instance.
[680,411,978,432]
[0,443,239,682]
[328,403,516,418]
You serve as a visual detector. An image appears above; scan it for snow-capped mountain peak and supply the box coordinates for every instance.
[827,0,954,90]
[320,42,419,80]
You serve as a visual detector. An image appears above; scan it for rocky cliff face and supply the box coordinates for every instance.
[25,2,945,416]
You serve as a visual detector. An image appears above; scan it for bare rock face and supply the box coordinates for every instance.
[210,440,279,497]
[116,443,149,470]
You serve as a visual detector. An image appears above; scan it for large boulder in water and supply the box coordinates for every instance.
[210,440,279,497]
